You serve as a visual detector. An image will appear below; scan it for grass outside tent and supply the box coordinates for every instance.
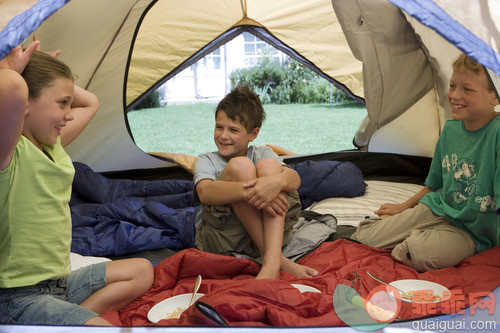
[127,102,367,157]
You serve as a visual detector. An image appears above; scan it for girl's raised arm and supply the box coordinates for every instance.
[60,84,99,147]
[0,42,40,170]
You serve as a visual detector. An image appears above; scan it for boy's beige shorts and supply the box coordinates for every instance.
[351,203,476,272]
[196,191,301,258]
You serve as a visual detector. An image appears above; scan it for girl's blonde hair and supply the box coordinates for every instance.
[21,51,74,99]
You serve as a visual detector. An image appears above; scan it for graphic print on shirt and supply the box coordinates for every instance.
[443,153,495,212]
[475,195,495,212]
[452,159,477,205]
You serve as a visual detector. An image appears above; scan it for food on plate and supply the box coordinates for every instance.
[165,306,185,319]
[402,290,441,302]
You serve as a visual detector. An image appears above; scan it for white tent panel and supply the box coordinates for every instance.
[368,89,441,157]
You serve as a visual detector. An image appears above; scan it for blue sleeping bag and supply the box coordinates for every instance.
[70,160,365,256]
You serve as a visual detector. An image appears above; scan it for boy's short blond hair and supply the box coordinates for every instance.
[452,54,493,91]
[215,84,266,133]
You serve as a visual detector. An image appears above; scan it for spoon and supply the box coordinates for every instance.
[189,275,202,306]
[366,271,410,299]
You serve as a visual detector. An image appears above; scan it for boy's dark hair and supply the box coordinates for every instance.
[215,84,266,133]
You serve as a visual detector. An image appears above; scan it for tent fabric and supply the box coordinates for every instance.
[389,0,500,75]
[0,0,68,59]
[0,0,498,172]
[331,0,437,150]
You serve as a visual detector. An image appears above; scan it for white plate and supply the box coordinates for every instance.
[389,279,449,303]
[291,283,321,293]
[147,293,204,323]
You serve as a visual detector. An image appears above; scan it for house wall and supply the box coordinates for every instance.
[159,33,284,105]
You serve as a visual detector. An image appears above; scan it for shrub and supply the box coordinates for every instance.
[230,53,352,104]
[131,91,161,110]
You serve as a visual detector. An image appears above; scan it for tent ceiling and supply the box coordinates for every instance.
[126,0,363,107]
[1,0,498,172]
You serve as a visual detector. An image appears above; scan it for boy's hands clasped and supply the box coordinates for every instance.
[243,176,289,217]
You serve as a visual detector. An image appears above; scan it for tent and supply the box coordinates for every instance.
[1,0,499,174]
[1,0,500,332]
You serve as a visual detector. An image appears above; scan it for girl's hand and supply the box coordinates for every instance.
[33,35,61,58]
[0,41,40,73]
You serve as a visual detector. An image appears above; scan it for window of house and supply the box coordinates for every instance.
[243,32,281,66]
[202,48,221,70]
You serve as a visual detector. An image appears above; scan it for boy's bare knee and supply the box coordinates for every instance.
[224,156,256,180]
[255,158,281,176]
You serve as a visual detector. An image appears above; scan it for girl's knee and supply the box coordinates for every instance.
[134,258,154,288]
[107,258,154,287]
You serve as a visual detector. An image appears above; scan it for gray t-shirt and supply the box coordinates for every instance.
[193,145,283,186]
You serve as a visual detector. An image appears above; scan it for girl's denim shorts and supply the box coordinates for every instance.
[0,262,107,325]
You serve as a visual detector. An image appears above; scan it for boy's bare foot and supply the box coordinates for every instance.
[255,255,318,279]
[281,256,318,278]
[255,265,280,279]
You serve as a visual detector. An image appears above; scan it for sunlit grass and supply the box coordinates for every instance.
[127,102,366,156]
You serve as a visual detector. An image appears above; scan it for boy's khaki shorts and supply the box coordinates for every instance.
[195,191,301,258]
[351,203,476,272]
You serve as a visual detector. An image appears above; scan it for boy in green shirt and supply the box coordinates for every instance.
[351,54,500,272]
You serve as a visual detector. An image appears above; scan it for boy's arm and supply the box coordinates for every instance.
[244,166,301,210]
[374,185,434,216]
[60,85,99,147]
[195,178,248,206]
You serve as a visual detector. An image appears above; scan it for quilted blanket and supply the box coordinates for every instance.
[70,160,366,257]
[102,239,500,327]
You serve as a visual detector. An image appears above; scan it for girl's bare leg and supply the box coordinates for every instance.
[80,258,154,314]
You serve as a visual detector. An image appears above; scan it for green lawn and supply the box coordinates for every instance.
[127,102,367,156]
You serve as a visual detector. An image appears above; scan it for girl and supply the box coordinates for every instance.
[0,42,154,326]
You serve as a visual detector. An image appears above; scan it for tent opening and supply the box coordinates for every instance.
[126,29,366,157]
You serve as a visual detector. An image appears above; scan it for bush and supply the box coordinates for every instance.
[131,91,161,110]
[230,53,352,104]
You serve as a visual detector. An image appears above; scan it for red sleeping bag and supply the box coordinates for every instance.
[102,239,500,327]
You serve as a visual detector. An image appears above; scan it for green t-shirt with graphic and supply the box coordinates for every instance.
[421,116,500,252]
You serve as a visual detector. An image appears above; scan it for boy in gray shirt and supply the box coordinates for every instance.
[194,84,318,279]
